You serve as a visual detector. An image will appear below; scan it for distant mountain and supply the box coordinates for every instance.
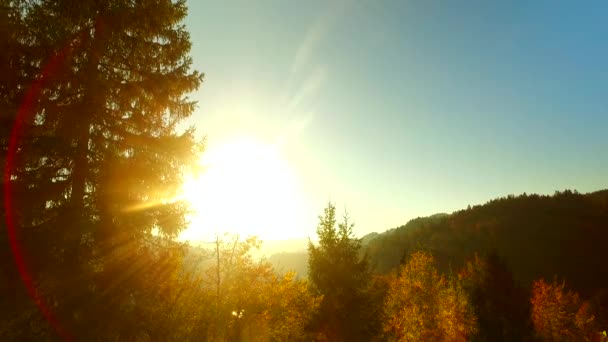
[259,189,608,298]
[266,214,456,279]
[361,232,380,245]
[256,238,308,258]
[268,252,309,278]
[183,238,311,277]
[266,232,383,278]
[364,189,608,297]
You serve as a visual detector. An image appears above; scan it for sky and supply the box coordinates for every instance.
[180,0,608,240]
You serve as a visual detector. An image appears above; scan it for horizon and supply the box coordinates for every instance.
[179,0,608,242]
[3,2,608,340]
[183,186,608,247]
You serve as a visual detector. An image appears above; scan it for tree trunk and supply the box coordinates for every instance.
[70,16,106,212]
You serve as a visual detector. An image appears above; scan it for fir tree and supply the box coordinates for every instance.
[308,202,372,341]
[2,0,203,338]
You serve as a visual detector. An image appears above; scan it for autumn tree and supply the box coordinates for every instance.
[383,251,477,341]
[531,278,602,341]
[176,235,321,341]
[2,0,203,339]
[307,202,374,341]
[252,271,321,341]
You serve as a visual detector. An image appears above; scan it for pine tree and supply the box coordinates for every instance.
[2,0,203,339]
[1,3,52,338]
[458,252,532,341]
[307,202,372,341]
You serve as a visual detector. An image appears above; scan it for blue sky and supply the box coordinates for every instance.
[182,0,608,238]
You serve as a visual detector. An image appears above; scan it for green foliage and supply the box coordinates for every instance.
[2,0,607,339]
[308,202,375,341]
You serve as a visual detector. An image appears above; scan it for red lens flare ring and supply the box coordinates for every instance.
[4,17,107,341]
[4,46,72,341]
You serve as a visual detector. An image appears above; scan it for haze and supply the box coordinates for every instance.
[181,0,608,241]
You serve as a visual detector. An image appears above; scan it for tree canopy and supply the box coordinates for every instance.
[364,190,608,298]
[2,0,202,339]
[307,202,375,341]
[2,0,607,340]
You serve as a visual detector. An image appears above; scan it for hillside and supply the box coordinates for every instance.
[268,189,608,298]
[365,189,608,297]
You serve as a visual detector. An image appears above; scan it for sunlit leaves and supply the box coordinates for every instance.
[530,278,603,341]
[162,236,320,341]
[259,272,321,341]
[383,251,477,341]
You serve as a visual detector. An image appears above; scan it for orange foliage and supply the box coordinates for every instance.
[531,278,601,341]
[383,251,477,341]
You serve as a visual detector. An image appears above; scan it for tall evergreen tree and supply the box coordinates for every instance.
[308,202,372,341]
[1,2,53,338]
[458,252,533,341]
[2,0,203,339]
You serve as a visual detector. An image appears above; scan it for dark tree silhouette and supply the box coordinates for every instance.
[308,202,374,341]
[459,252,533,341]
[364,190,608,298]
[1,0,202,339]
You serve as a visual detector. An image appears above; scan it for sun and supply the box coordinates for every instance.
[178,136,308,242]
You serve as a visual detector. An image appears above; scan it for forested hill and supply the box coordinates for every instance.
[364,189,608,297]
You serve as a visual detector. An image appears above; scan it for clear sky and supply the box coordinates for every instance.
[180,0,608,240]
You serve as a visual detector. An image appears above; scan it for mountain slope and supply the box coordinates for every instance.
[364,189,608,297]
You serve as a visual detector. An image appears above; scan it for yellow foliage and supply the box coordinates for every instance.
[531,278,600,341]
[383,252,477,341]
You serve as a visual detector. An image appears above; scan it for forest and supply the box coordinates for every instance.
[1,1,608,341]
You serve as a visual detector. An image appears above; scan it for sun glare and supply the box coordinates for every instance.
[178,137,308,242]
